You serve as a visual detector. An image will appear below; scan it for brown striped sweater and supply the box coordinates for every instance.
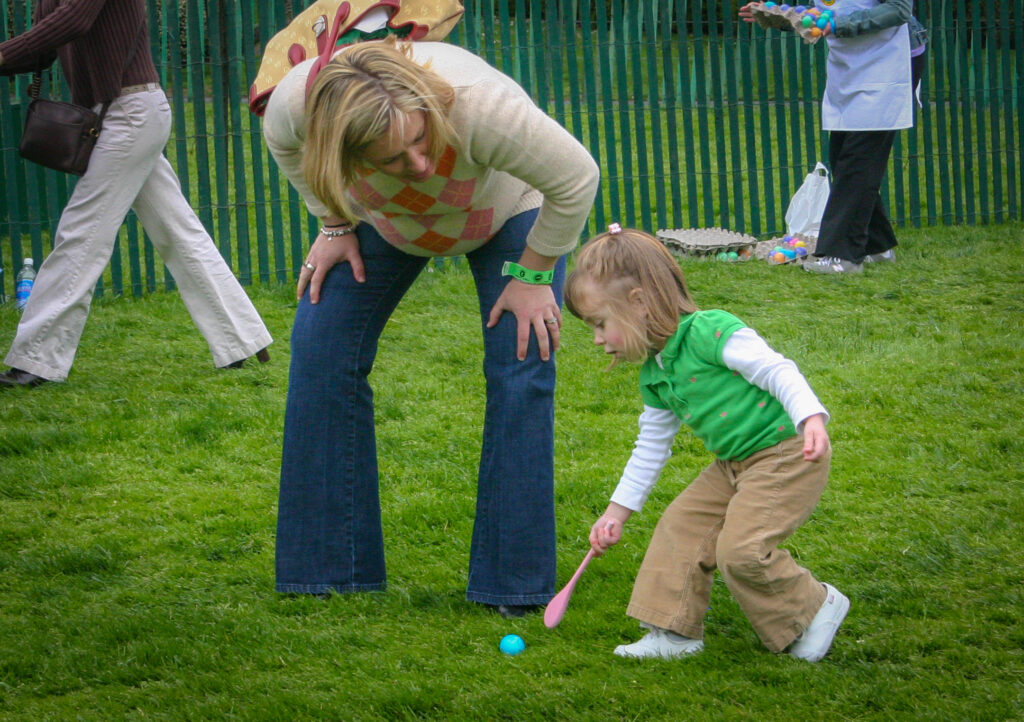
[0,0,157,108]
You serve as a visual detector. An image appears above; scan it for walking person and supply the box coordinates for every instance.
[0,0,272,388]
[741,0,926,274]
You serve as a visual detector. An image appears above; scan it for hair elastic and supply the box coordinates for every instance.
[607,223,622,234]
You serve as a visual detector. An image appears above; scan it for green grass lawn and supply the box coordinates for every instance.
[1,222,1022,720]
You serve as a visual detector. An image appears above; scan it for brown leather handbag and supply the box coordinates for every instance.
[18,73,111,176]
[18,23,142,176]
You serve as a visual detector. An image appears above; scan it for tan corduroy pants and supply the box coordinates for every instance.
[626,435,831,653]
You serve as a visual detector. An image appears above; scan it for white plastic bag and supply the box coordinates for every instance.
[784,162,830,238]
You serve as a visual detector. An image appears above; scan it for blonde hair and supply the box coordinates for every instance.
[565,227,698,364]
[303,38,457,220]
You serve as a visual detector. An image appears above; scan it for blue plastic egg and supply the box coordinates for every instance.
[500,634,525,656]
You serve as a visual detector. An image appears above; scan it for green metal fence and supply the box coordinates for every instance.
[1,1,1021,299]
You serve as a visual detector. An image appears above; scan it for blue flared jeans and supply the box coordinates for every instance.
[276,210,563,605]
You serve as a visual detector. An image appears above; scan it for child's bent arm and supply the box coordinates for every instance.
[722,328,829,431]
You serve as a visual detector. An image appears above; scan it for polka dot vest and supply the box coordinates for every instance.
[639,310,795,461]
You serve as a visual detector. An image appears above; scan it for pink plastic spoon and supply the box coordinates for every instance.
[543,549,596,628]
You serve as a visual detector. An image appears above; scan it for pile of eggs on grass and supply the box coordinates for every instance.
[763,2,835,38]
[770,235,809,264]
[716,248,753,263]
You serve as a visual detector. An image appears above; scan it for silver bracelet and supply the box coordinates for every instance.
[320,226,354,238]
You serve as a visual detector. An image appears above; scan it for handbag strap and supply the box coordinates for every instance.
[27,71,42,101]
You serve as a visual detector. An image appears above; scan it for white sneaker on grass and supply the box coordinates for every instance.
[613,623,704,659]
[802,256,863,274]
[789,583,850,662]
[863,249,896,263]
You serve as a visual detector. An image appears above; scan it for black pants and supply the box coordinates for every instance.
[815,129,897,263]
[816,52,926,264]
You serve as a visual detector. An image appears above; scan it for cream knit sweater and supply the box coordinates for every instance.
[263,42,599,258]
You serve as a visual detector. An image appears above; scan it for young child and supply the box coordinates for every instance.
[564,225,848,662]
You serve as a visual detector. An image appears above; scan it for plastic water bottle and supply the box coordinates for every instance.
[15,258,36,311]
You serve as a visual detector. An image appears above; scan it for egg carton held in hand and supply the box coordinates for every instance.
[749,2,830,44]
[749,1,797,30]
[657,227,758,262]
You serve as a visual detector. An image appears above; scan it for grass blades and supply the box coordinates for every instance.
[0,221,1022,720]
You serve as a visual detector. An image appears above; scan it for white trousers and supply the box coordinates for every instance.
[5,88,272,380]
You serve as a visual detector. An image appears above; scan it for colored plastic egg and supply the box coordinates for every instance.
[795,247,808,257]
[499,634,525,656]
[773,252,787,263]
[801,15,814,27]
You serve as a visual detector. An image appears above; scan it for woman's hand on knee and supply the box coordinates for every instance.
[486,280,561,362]
[298,232,366,303]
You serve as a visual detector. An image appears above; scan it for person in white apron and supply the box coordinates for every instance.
[802,0,918,274]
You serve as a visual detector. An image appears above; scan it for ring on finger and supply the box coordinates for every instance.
[544,318,558,325]
[303,261,316,271]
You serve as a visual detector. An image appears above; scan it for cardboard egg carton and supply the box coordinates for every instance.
[656,227,758,261]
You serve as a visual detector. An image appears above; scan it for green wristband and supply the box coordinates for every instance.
[502,261,554,285]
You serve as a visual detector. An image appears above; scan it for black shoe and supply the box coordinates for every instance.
[0,367,49,388]
[223,347,271,369]
[495,604,542,619]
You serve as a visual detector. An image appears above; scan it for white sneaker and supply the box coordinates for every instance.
[613,623,704,659]
[803,256,863,274]
[789,583,850,662]
[863,249,896,263]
